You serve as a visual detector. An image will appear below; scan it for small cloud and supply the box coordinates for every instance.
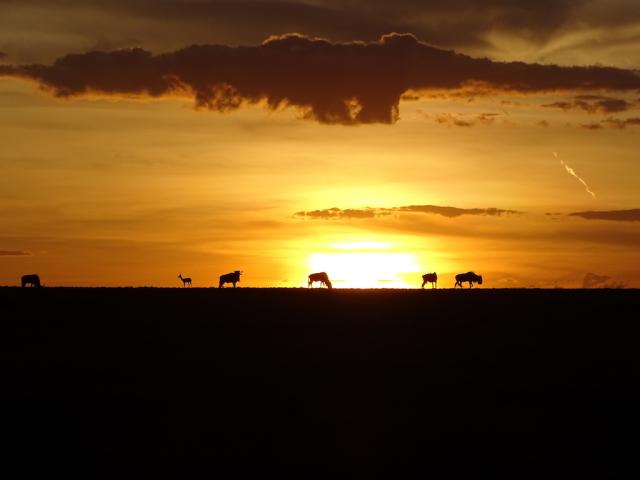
[537,120,550,127]
[583,272,627,289]
[602,117,640,129]
[295,204,520,220]
[430,112,500,128]
[394,205,519,217]
[0,250,31,256]
[569,209,640,222]
[294,207,381,219]
[543,96,634,114]
[580,123,603,130]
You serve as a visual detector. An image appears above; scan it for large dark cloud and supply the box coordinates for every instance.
[3,33,640,124]
[570,209,640,222]
[294,204,520,219]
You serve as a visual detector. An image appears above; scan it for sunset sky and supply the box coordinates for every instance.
[1,0,639,288]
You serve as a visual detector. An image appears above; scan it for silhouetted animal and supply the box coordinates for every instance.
[219,271,242,288]
[421,272,438,289]
[178,274,192,287]
[454,272,483,288]
[308,272,332,289]
[21,274,41,288]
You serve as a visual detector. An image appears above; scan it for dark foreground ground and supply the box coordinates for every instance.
[2,288,640,478]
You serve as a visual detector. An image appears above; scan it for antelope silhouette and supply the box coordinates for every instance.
[178,274,192,287]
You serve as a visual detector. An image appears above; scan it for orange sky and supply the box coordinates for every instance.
[1,3,639,288]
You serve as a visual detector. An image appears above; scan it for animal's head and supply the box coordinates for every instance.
[235,270,242,275]
[477,275,483,284]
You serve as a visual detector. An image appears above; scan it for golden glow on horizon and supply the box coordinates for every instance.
[308,250,422,288]
[328,241,392,250]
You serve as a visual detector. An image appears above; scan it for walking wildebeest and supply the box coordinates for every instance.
[219,271,242,288]
[308,272,332,289]
[454,272,483,288]
[421,272,438,289]
[21,274,41,288]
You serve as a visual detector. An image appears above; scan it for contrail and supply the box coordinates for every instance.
[554,152,596,198]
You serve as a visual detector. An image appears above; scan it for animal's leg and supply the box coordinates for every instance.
[421,280,426,289]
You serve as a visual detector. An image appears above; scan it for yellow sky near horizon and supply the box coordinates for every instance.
[1,78,640,288]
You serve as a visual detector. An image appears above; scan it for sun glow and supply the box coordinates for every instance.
[308,248,421,288]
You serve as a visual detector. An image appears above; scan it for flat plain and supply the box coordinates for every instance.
[3,288,640,478]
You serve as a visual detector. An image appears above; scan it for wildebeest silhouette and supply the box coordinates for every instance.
[308,272,332,289]
[219,271,242,288]
[21,274,41,288]
[454,272,483,288]
[421,272,438,289]
[178,274,192,287]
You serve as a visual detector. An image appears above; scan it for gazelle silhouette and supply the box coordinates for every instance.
[178,274,192,287]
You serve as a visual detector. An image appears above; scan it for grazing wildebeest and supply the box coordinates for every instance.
[178,274,192,287]
[308,272,332,289]
[454,271,483,288]
[421,272,438,289]
[219,271,242,288]
[21,274,41,288]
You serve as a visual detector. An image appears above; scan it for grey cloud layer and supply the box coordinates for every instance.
[2,33,640,124]
[1,1,639,67]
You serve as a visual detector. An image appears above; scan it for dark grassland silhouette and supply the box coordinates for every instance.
[421,272,438,289]
[308,272,332,289]
[21,274,41,288]
[3,288,640,478]
[219,270,242,288]
[178,274,192,287]
[454,271,483,288]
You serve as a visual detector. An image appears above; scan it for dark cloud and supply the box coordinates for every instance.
[0,250,31,256]
[3,33,640,124]
[570,209,640,222]
[295,204,520,219]
[542,95,634,114]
